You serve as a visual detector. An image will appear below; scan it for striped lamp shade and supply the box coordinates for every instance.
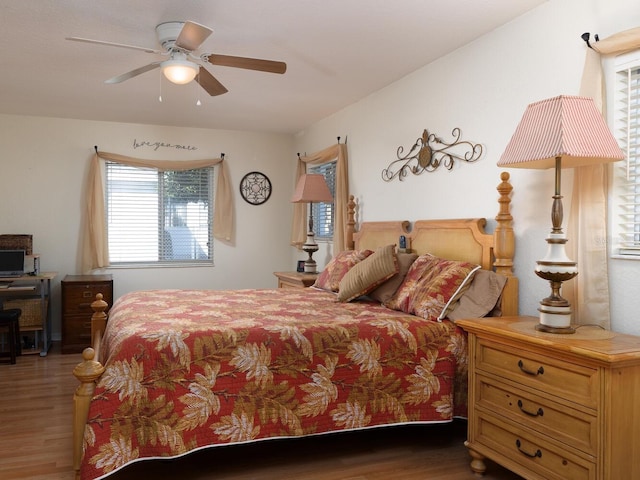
[498,95,624,169]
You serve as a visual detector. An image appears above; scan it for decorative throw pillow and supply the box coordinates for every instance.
[337,244,399,302]
[313,249,374,292]
[384,253,479,321]
[437,264,482,320]
[369,252,418,304]
[446,270,508,320]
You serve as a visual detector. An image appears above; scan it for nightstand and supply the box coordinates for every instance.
[274,271,317,289]
[455,316,640,480]
[61,274,113,354]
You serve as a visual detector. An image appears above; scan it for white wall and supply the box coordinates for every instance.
[293,0,640,334]
[2,0,639,341]
[0,114,294,340]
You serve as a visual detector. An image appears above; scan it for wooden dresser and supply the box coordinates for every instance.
[61,274,113,354]
[274,271,317,289]
[455,316,640,480]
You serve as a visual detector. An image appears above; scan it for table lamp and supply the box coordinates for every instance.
[291,174,333,273]
[498,95,624,333]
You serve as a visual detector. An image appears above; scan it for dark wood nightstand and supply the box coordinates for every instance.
[273,271,318,289]
[61,274,113,354]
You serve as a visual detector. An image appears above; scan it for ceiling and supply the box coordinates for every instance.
[0,0,545,135]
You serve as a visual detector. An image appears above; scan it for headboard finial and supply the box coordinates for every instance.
[494,171,515,276]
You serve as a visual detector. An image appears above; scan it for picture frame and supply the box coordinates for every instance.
[296,260,305,273]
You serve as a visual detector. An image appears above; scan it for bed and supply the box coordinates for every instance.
[72,172,518,480]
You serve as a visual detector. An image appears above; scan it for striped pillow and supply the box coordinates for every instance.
[337,244,399,302]
[313,249,374,292]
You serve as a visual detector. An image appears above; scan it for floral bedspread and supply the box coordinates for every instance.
[81,288,468,479]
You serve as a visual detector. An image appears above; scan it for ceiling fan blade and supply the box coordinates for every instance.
[196,67,228,96]
[66,37,162,54]
[105,62,161,84]
[175,21,213,51]
[203,54,287,74]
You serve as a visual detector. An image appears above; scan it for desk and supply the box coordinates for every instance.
[0,272,56,356]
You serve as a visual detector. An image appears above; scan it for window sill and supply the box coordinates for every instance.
[611,254,640,261]
[107,262,214,269]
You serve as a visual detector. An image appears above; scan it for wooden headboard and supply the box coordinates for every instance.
[345,172,518,316]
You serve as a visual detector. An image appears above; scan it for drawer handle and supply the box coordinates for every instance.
[517,399,544,417]
[518,359,544,376]
[515,439,542,459]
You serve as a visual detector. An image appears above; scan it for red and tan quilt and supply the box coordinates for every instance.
[81,288,468,479]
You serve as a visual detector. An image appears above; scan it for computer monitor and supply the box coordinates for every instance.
[0,250,25,277]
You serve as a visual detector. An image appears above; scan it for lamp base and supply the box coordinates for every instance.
[535,323,576,334]
[303,259,317,274]
[302,236,319,274]
[537,299,575,334]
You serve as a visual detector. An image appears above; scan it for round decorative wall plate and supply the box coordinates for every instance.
[240,171,272,205]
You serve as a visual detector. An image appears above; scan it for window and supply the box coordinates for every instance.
[612,53,640,257]
[309,161,336,240]
[105,162,213,265]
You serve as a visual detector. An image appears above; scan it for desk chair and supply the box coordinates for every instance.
[0,309,22,364]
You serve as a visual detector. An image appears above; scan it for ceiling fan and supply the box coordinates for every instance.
[66,21,287,96]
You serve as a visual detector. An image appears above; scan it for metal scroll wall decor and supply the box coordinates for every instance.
[381,128,483,181]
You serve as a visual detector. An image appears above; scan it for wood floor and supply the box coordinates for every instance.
[0,342,523,480]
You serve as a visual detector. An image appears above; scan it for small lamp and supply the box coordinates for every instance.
[498,95,624,334]
[161,52,199,85]
[291,174,333,273]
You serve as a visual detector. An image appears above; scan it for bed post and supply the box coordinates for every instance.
[72,294,107,479]
[89,293,108,351]
[493,171,518,316]
[346,194,356,250]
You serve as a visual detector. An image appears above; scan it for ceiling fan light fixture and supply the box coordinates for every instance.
[161,57,199,85]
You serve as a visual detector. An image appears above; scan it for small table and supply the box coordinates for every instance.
[273,271,318,289]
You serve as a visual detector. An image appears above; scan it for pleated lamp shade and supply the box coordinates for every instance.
[497,95,624,169]
[291,174,333,203]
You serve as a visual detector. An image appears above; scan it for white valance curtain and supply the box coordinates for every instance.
[290,143,349,253]
[82,150,234,272]
[567,27,640,329]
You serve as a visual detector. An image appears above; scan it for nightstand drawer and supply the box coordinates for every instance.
[474,413,595,480]
[62,316,93,343]
[475,338,599,408]
[475,373,597,456]
[62,282,113,314]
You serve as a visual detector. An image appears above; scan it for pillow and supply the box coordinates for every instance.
[437,264,483,320]
[337,244,399,302]
[369,252,418,303]
[384,253,479,321]
[446,270,508,320]
[313,249,374,292]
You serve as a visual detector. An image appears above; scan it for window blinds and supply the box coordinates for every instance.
[310,161,337,239]
[105,162,213,264]
[615,63,640,254]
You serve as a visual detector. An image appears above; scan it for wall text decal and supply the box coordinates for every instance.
[133,139,198,151]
